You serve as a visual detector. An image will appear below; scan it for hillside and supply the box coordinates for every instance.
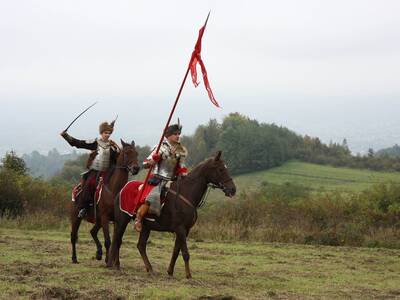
[207,161,400,202]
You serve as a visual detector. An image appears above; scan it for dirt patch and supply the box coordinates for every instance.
[388,289,400,296]
[80,288,126,300]
[198,296,238,300]
[31,286,80,300]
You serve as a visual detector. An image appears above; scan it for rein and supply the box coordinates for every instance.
[168,181,226,209]
[166,159,234,209]
[168,189,194,208]
[101,151,136,197]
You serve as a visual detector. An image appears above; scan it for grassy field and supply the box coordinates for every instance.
[1,226,400,299]
[131,161,400,203]
[230,161,400,193]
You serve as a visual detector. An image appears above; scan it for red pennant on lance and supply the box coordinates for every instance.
[190,24,220,108]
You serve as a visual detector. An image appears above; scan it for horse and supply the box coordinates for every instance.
[70,139,140,264]
[107,151,236,278]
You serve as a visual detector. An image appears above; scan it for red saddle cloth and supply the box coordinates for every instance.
[119,180,156,217]
[71,180,103,204]
[71,180,104,224]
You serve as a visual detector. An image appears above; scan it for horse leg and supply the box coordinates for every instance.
[90,221,102,261]
[108,214,129,269]
[137,226,153,273]
[70,215,82,264]
[101,215,111,264]
[167,235,181,276]
[178,227,192,279]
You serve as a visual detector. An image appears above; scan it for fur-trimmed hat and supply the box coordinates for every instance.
[99,120,115,134]
[165,120,182,137]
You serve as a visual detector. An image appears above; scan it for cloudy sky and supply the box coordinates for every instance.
[1,0,399,155]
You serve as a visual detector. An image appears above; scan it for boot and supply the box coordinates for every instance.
[134,203,149,232]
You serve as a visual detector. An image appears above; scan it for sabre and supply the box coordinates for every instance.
[64,101,98,132]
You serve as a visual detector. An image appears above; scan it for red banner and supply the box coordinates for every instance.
[190,24,220,108]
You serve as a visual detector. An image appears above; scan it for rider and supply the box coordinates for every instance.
[134,122,188,232]
[60,120,120,218]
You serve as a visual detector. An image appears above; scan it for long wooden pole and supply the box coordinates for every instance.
[137,13,211,202]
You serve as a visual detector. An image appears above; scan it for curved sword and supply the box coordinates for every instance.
[64,101,98,132]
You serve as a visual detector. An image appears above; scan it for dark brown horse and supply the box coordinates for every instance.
[70,140,140,264]
[107,151,236,278]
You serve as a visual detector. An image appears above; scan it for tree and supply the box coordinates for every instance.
[1,151,28,175]
[368,148,374,158]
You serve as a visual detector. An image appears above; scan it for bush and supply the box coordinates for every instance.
[0,167,71,218]
[190,182,400,248]
[0,169,24,216]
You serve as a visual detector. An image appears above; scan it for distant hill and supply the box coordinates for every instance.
[22,149,80,179]
[376,144,400,158]
[207,160,400,202]
[19,113,400,180]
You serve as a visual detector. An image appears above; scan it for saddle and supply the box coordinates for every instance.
[71,177,104,205]
[119,180,171,217]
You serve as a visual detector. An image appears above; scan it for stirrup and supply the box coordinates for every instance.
[134,218,142,232]
[78,208,87,219]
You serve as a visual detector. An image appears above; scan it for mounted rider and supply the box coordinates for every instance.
[60,120,120,218]
[134,122,188,232]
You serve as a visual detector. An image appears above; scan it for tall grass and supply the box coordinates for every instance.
[190,182,400,248]
[2,170,400,249]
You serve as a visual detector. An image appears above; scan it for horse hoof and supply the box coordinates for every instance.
[105,261,113,268]
[167,270,173,276]
[72,260,79,264]
[96,253,102,261]
[186,274,192,279]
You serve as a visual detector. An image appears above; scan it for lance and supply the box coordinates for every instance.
[137,12,212,202]
[64,101,98,132]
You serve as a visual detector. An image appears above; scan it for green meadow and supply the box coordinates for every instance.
[230,160,400,193]
[1,227,400,299]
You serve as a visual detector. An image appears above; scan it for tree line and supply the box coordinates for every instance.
[182,113,400,174]
[16,112,400,181]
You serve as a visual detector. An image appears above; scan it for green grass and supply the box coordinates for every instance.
[230,160,400,193]
[1,227,400,299]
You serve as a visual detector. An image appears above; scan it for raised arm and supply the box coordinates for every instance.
[60,131,97,151]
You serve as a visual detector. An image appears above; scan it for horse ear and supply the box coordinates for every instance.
[131,140,135,147]
[215,151,222,161]
[120,139,126,146]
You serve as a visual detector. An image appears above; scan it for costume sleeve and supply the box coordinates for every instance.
[176,160,188,176]
[176,146,188,176]
[61,132,97,151]
[143,145,157,169]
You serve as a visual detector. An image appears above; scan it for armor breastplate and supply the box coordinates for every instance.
[91,139,111,171]
[153,141,187,180]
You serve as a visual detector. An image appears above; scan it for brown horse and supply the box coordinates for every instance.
[70,139,140,264]
[107,151,236,278]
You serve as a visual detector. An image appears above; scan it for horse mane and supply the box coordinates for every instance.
[115,143,133,165]
[185,157,214,181]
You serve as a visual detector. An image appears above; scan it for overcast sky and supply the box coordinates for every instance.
[1,0,400,155]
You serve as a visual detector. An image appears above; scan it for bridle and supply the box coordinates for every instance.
[171,163,234,209]
[114,148,139,176]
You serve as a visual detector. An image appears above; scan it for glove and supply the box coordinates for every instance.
[176,166,188,176]
[152,153,161,162]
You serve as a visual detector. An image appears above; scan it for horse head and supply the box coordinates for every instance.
[205,151,236,197]
[119,139,140,175]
